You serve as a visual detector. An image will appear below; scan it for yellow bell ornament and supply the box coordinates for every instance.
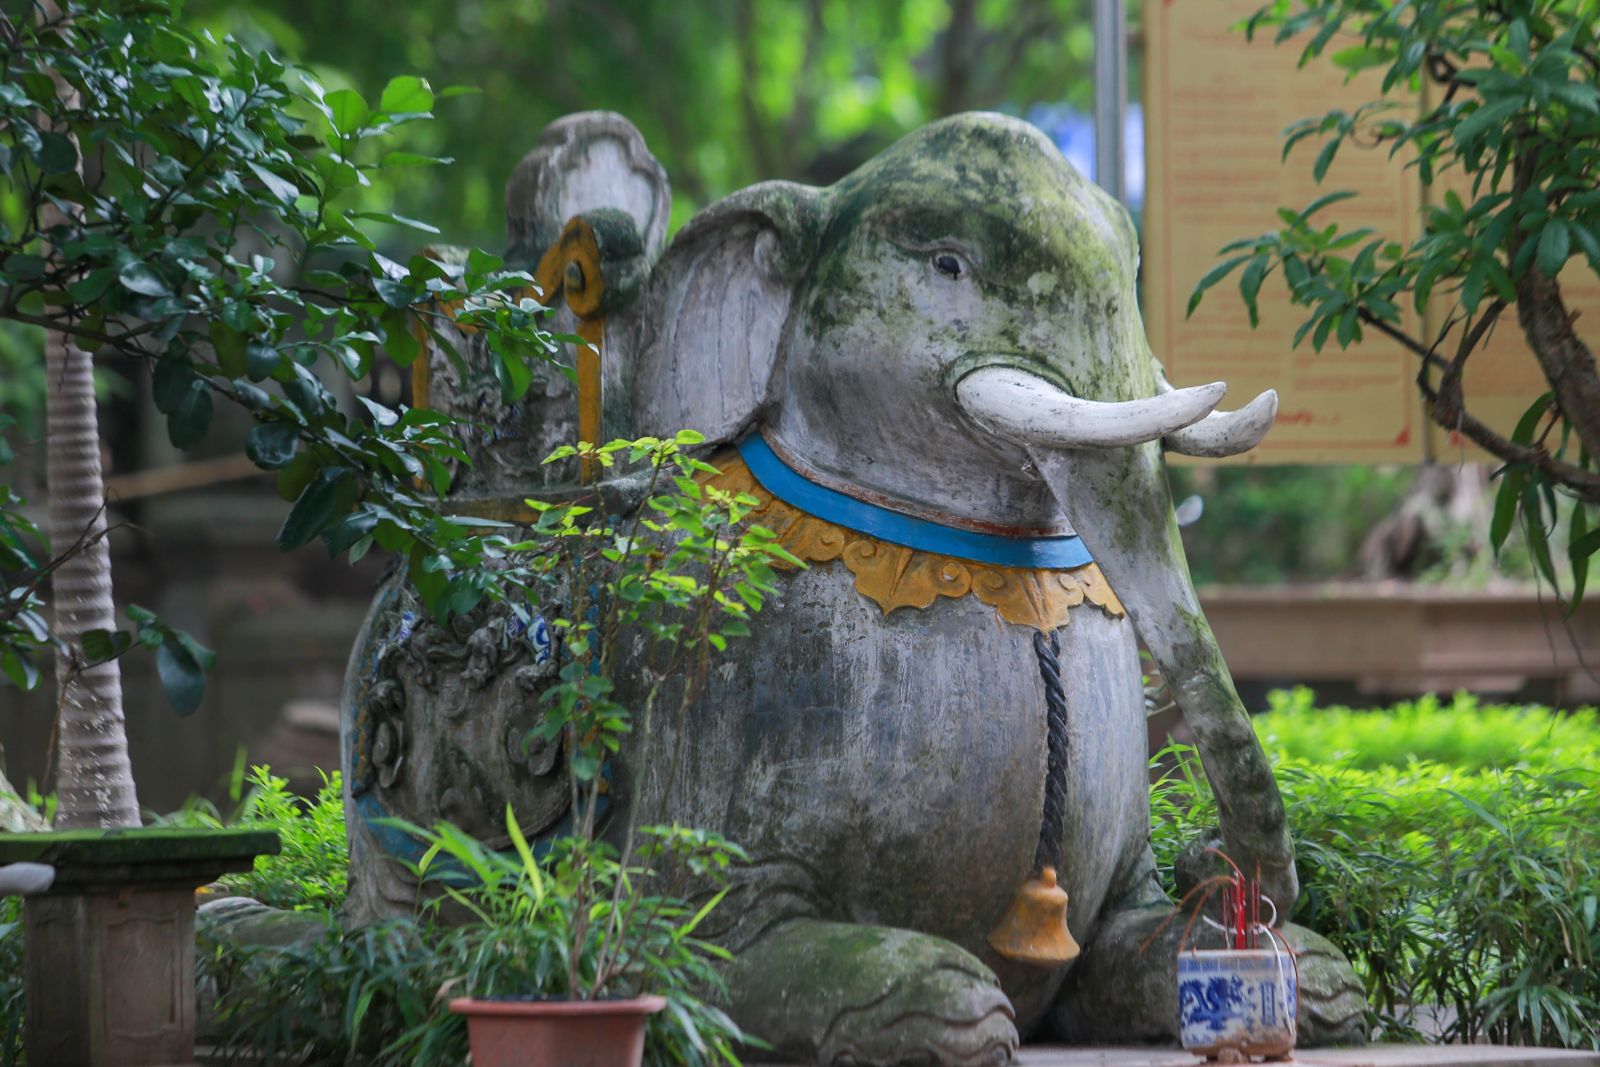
[987,866,1081,967]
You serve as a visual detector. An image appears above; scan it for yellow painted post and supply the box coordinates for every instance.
[405,218,608,504]
[533,219,606,483]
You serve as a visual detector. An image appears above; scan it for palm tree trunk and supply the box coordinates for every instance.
[45,330,139,829]
[35,0,139,829]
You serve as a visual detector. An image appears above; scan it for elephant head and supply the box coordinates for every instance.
[631,112,1296,908]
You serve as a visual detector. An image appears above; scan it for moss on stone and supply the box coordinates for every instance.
[0,827,280,867]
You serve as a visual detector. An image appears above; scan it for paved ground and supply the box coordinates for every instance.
[994,1047,1600,1067]
[198,1039,1600,1067]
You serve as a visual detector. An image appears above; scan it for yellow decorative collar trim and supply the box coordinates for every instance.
[703,451,1125,632]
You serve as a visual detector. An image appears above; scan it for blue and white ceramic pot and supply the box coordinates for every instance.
[1177,948,1297,1060]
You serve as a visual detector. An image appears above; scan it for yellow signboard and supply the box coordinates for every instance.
[1144,0,1564,465]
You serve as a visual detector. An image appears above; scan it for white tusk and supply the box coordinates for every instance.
[1155,368,1278,457]
[955,366,1225,449]
[1162,388,1279,457]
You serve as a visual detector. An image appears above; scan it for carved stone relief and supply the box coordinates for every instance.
[351,584,568,852]
[419,315,580,495]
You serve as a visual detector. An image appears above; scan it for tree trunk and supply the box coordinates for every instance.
[35,0,139,829]
[1512,152,1600,476]
[45,331,139,829]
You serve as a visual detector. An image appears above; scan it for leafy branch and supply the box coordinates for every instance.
[0,0,569,710]
[1193,0,1600,605]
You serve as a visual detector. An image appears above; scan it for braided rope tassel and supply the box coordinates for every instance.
[1032,629,1068,873]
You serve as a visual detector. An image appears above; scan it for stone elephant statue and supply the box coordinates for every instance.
[338,110,1365,1065]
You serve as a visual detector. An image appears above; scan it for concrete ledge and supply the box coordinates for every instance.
[1198,583,1600,699]
[0,827,279,890]
[1000,1047,1600,1067]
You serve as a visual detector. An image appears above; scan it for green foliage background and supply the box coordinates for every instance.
[1254,687,1600,772]
[182,0,1104,243]
[1171,465,1414,584]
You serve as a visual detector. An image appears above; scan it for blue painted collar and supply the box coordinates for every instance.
[736,434,1093,570]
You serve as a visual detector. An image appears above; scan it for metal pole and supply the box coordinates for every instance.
[1093,0,1127,204]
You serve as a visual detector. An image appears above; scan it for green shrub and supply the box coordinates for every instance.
[162,766,348,911]
[1152,740,1600,1049]
[1254,688,1600,773]
[202,913,443,1066]
[0,769,349,1064]
[1169,465,1414,585]
[1,897,20,1065]
[221,770,348,911]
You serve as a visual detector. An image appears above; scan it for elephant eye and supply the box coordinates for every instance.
[931,251,967,280]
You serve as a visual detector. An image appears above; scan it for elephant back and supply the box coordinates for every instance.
[406,113,673,503]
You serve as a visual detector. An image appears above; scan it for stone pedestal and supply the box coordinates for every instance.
[0,827,278,1067]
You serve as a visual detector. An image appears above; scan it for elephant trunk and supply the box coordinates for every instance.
[955,370,1298,910]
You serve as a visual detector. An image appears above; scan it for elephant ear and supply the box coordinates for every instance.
[633,181,824,444]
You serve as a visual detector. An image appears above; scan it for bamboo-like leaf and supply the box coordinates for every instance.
[1454,97,1521,146]
[156,640,205,716]
[1490,467,1527,554]
[678,887,730,939]
[505,803,546,901]
[1313,136,1341,182]
[1537,219,1572,277]
[1189,255,1255,314]
[1570,505,1592,611]
[1521,483,1559,588]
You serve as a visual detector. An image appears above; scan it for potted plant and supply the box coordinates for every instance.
[396,434,785,1067]
[1172,851,1298,1062]
[397,815,743,1067]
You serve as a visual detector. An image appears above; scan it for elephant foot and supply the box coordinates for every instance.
[197,895,330,951]
[727,918,1019,1067]
[1048,906,1367,1047]
[195,897,332,1042]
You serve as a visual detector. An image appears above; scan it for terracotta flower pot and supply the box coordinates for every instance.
[1177,948,1297,1061]
[448,994,667,1067]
